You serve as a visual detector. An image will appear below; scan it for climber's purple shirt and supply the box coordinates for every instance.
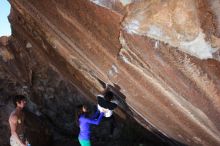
[78,112,104,140]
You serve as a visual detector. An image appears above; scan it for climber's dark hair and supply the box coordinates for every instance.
[103,91,114,101]
[75,104,89,126]
[12,95,26,107]
[76,105,86,117]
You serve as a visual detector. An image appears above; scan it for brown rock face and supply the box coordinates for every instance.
[1,0,220,146]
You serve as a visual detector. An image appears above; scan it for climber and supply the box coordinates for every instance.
[8,95,30,146]
[96,84,118,136]
[76,104,105,146]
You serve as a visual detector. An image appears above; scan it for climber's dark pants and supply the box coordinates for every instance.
[103,115,116,135]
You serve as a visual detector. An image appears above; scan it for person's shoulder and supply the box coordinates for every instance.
[9,111,18,123]
[79,115,86,121]
[10,110,17,117]
[79,114,90,119]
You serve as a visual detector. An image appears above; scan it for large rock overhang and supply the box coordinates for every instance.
[4,0,220,145]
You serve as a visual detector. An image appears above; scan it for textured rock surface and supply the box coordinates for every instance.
[123,0,220,59]
[1,36,163,146]
[1,0,220,146]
